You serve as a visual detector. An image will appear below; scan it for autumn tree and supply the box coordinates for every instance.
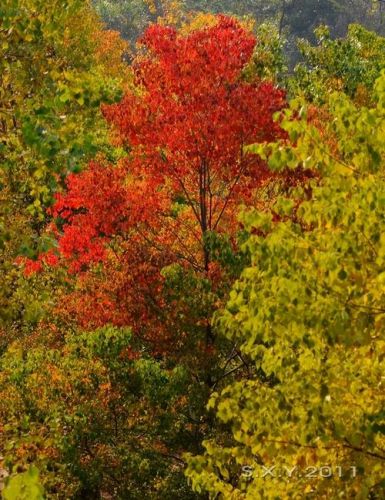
[47,16,286,355]
[0,325,196,498]
[6,3,385,499]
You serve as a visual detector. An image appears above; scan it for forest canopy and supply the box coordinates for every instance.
[2,1,385,499]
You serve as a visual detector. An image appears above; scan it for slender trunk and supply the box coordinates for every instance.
[199,160,214,345]
[278,0,287,37]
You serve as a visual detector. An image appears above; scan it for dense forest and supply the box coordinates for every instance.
[2,0,385,498]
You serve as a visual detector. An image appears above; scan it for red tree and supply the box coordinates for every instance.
[37,16,287,350]
[103,17,285,269]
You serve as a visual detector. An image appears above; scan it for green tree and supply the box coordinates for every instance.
[293,24,385,104]
[186,71,385,498]
[0,0,123,342]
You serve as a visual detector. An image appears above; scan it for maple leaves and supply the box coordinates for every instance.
[51,161,168,273]
[4,5,385,498]
[25,16,287,348]
[102,17,286,233]
[55,15,285,269]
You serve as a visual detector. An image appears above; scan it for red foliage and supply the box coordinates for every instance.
[51,161,168,273]
[17,249,59,276]
[103,17,285,212]
[34,16,288,348]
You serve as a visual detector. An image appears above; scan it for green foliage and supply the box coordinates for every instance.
[243,23,287,82]
[2,466,44,500]
[293,24,385,103]
[186,71,385,498]
[0,0,120,216]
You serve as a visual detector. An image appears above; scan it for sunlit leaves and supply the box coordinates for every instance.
[2,466,44,500]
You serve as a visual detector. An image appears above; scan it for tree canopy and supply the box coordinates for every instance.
[2,1,385,498]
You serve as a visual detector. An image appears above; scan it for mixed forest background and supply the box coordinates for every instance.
[3,0,385,498]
